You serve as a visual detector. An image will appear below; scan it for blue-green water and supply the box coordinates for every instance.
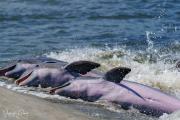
[0,0,180,62]
[0,0,180,119]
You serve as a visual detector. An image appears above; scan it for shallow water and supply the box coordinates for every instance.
[0,0,180,119]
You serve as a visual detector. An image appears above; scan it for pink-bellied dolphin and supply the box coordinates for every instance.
[50,67,180,117]
[0,57,67,79]
[15,60,100,88]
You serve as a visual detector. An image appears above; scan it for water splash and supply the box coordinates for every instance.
[159,111,180,120]
[146,31,154,53]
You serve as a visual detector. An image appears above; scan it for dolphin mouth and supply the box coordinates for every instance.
[0,65,16,76]
[15,71,33,85]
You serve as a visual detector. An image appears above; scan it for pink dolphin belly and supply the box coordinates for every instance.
[116,80,180,114]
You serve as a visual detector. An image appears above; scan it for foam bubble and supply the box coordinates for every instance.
[159,111,180,120]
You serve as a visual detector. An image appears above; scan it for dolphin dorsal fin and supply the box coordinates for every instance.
[65,61,100,75]
[104,67,131,83]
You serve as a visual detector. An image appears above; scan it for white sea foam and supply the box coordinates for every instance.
[159,111,180,120]
[0,80,66,101]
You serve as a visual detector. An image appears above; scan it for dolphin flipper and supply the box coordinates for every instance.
[104,67,131,83]
[49,82,71,94]
[65,61,100,75]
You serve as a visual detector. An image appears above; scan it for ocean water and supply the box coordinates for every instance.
[0,0,180,119]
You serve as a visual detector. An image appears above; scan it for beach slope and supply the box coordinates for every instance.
[0,87,93,120]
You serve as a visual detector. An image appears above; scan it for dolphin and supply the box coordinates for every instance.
[0,57,67,79]
[50,67,180,117]
[15,60,100,88]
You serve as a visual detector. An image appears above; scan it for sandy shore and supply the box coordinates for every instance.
[0,87,94,120]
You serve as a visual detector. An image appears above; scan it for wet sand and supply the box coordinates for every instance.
[0,87,94,120]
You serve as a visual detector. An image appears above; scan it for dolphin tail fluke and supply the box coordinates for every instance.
[104,67,131,83]
[0,64,16,76]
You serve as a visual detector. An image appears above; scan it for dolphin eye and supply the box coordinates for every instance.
[44,61,57,63]
[36,65,39,67]
[18,60,22,62]
[176,61,180,68]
